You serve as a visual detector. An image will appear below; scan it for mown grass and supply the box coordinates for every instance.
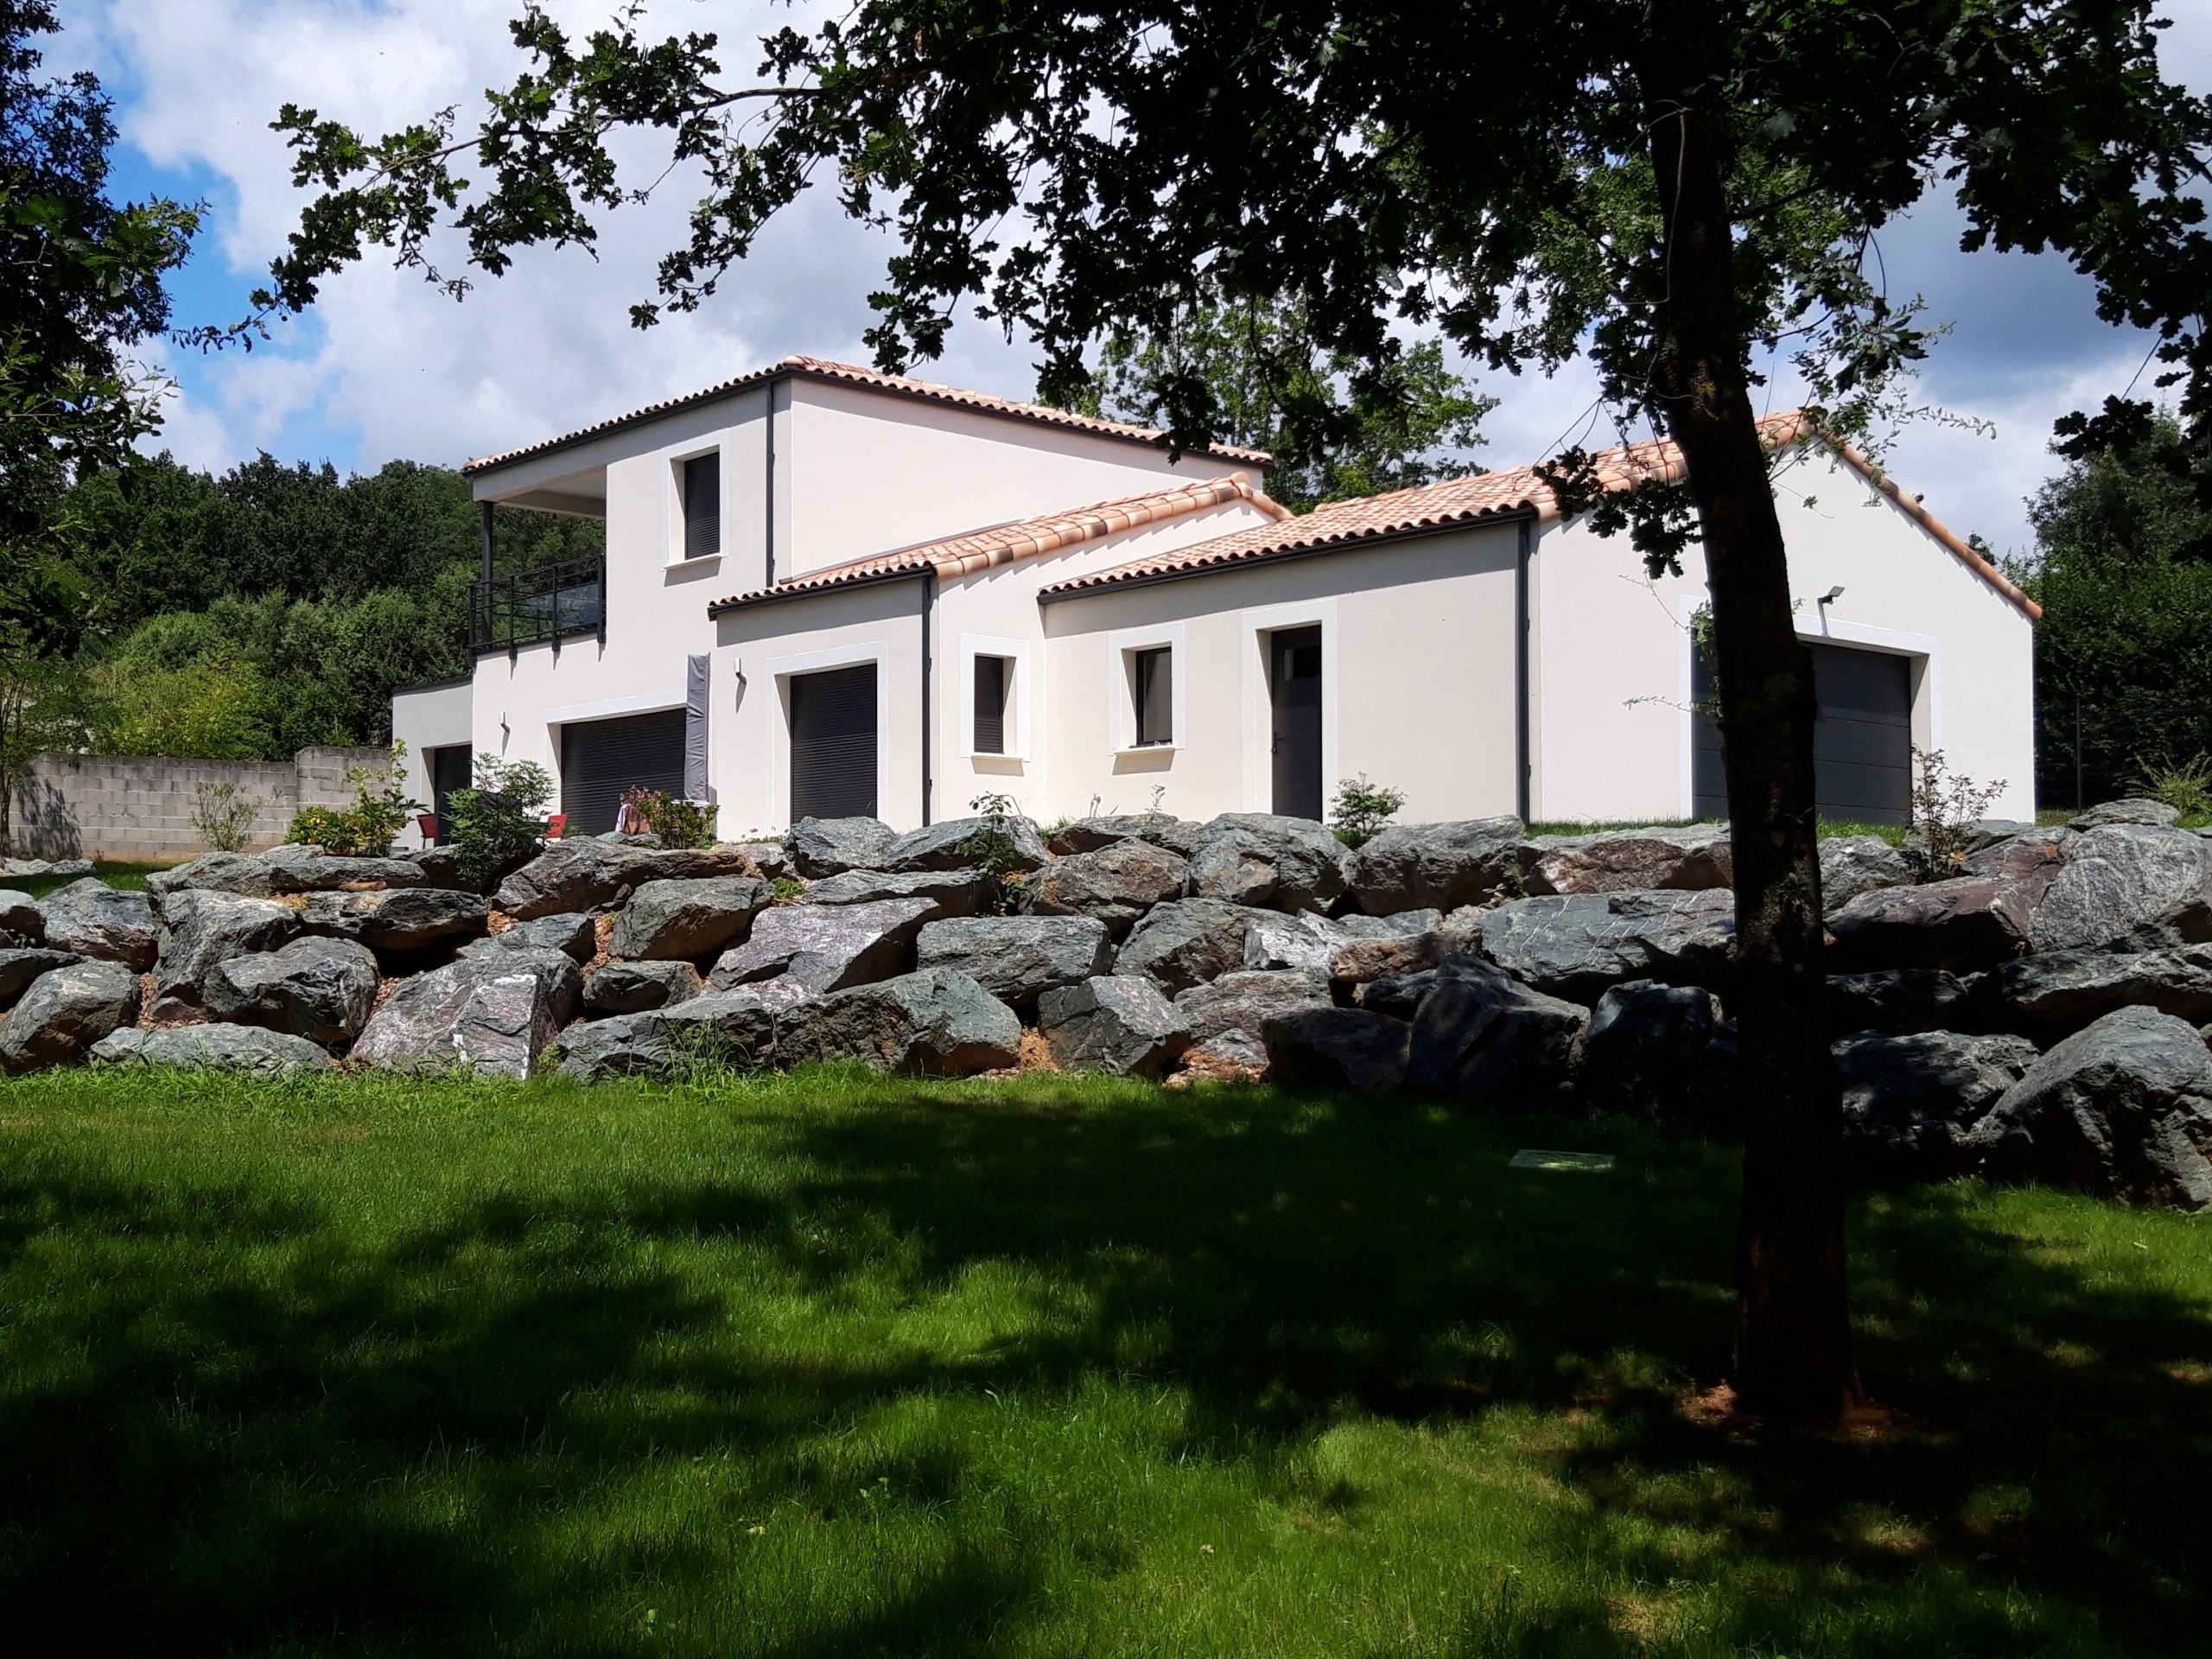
[3,1066,2209,1656]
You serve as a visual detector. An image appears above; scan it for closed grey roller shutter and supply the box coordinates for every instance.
[1692,640,1912,825]
[683,454,720,558]
[561,709,686,835]
[790,663,878,820]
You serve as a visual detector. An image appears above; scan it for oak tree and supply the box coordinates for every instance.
[263,0,2212,1419]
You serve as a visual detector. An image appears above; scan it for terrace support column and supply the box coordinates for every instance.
[480,500,495,585]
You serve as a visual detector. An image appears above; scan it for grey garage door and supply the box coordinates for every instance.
[1693,642,1913,824]
[790,662,878,821]
[561,708,686,835]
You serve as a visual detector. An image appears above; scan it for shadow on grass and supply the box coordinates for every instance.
[1,1072,2208,1655]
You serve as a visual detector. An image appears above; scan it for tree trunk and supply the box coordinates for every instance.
[1643,13,1865,1421]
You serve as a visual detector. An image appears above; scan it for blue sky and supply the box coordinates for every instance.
[51,0,2212,562]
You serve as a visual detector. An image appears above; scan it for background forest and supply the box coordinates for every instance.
[28,454,600,761]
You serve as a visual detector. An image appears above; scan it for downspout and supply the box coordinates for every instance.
[763,384,778,587]
[919,569,937,825]
[1515,515,1533,824]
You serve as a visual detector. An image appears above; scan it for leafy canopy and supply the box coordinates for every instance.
[259,0,2210,547]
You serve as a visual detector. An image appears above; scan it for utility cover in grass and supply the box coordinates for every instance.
[1509,1148,1617,1172]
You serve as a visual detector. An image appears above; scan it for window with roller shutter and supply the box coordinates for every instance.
[789,663,878,819]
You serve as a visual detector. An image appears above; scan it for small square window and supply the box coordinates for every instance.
[682,453,720,558]
[1132,646,1173,747]
[974,654,1009,754]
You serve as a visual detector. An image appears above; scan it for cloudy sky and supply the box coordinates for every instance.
[51,0,2212,563]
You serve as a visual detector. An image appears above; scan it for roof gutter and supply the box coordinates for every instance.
[1034,505,1540,605]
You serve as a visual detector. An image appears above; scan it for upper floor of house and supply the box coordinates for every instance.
[461,356,1270,654]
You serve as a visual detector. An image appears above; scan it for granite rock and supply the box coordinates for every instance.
[1038,976,1192,1077]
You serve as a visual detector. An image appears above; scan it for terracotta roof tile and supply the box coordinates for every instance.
[706,473,1285,614]
[1037,412,2040,620]
[466,354,1272,476]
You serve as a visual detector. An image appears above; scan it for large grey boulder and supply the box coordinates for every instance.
[1115,898,1270,995]
[353,950,582,1079]
[1530,823,1732,894]
[149,889,302,1021]
[37,879,156,970]
[877,815,1051,875]
[1827,969,1974,1038]
[1241,911,1352,973]
[0,948,78,1010]
[608,875,772,961]
[1963,826,2079,884]
[709,896,935,997]
[1025,838,1191,938]
[2070,797,2182,830]
[1047,814,1204,856]
[204,937,381,1047]
[493,838,755,918]
[1820,836,1917,914]
[1402,957,1588,1102]
[92,1022,332,1077]
[1185,813,1349,913]
[1970,944,2212,1044]
[148,846,436,900]
[1967,1006,2212,1207]
[787,816,897,878]
[1578,979,1721,1121]
[1173,969,1333,1069]
[1332,931,1450,988]
[1038,976,1192,1077]
[0,888,43,942]
[1345,817,1531,915]
[301,886,489,955]
[914,914,1114,1011]
[556,988,785,1082]
[734,840,795,880]
[1262,1007,1411,1093]
[1473,890,1735,1002]
[0,958,141,1071]
[1826,876,2036,974]
[779,967,1021,1075]
[1835,1030,2040,1178]
[582,959,702,1015]
[2029,824,2212,954]
[798,868,994,918]
[460,912,598,963]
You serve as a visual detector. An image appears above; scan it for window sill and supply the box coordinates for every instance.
[1115,744,1177,758]
[968,751,1027,763]
[667,553,721,569]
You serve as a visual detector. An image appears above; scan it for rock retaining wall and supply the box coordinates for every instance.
[10,747,391,861]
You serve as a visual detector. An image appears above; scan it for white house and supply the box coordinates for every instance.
[394,359,2039,843]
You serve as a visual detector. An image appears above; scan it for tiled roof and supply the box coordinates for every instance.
[465,354,1273,475]
[1038,412,2041,620]
[706,473,1285,614]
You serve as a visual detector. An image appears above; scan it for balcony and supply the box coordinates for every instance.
[470,556,605,653]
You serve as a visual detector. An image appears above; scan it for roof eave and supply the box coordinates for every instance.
[706,563,931,617]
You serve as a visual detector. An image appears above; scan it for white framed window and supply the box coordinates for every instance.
[959,633,1030,759]
[667,447,722,563]
[1106,621,1185,753]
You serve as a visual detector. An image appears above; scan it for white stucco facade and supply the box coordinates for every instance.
[395,362,2037,838]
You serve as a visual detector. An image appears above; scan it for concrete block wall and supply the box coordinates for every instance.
[11,747,396,862]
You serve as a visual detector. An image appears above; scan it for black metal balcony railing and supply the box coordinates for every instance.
[470,556,605,653]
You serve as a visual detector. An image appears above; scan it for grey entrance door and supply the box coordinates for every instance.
[427,744,473,842]
[789,662,878,821]
[1270,626,1324,820]
[1692,640,1913,824]
[561,709,686,834]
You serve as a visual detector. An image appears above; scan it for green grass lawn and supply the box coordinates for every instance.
[8,856,172,897]
[3,1068,2209,1657]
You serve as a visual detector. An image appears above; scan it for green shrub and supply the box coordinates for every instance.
[283,745,419,856]
[444,756,555,889]
[2129,753,2212,820]
[1329,774,1406,848]
[620,786,717,849]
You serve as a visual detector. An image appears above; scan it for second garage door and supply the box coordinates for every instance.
[1693,641,1913,824]
[561,709,687,835]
